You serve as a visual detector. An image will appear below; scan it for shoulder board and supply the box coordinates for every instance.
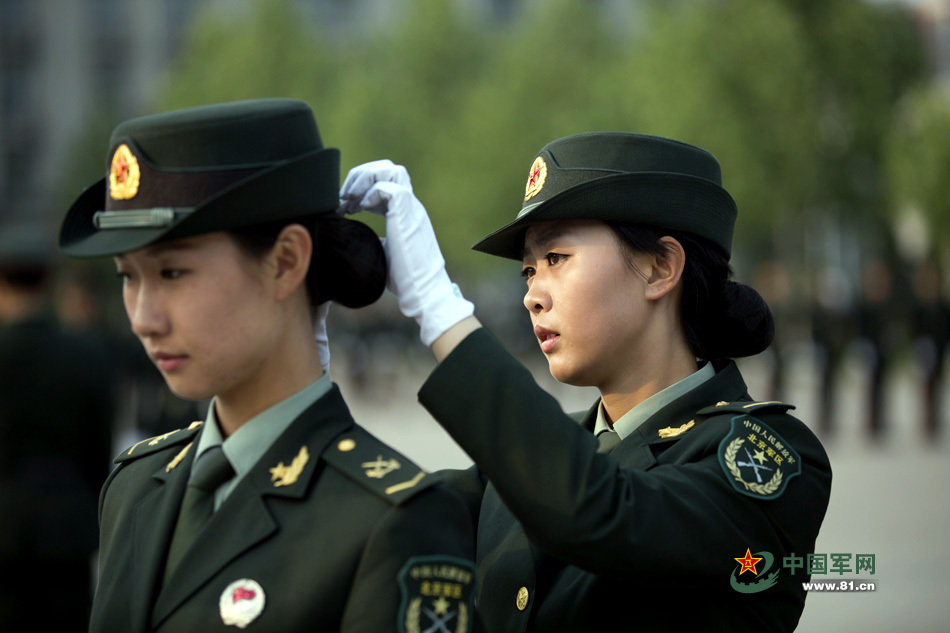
[323,426,435,506]
[114,421,204,465]
[695,400,795,418]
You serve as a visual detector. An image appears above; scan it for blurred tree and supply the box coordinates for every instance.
[623,0,821,265]
[430,0,632,273]
[885,85,950,261]
[783,0,926,243]
[140,0,928,278]
[158,0,488,262]
[159,0,332,108]
[323,0,489,246]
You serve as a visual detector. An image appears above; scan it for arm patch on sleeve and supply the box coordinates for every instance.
[398,556,476,633]
[718,415,802,500]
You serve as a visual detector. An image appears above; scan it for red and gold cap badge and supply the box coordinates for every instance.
[109,143,140,201]
[524,155,547,202]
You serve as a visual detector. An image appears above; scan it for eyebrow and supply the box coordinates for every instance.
[115,241,198,260]
[522,225,570,259]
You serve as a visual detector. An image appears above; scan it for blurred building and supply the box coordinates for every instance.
[0,1,199,225]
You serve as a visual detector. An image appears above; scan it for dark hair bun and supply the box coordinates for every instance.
[312,217,386,308]
[694,281,774,359]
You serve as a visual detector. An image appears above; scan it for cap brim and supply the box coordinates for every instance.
[60,149,339,257]
[472,172,736,260]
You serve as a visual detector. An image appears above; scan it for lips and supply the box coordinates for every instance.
[151,351,188,372]
[534,324,560,354]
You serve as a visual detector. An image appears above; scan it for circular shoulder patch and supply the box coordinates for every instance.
[398,556,476,633]
[718,415,802,500]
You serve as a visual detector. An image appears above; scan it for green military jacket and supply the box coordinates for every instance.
[91,385,476,632]
[419,329,832,633]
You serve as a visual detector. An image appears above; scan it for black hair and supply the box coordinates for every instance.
[0,263,51,291]
[606,221,773,360]
[228,215,386,310]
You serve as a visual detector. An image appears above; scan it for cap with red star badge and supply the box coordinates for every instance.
[59,99,340,258]
[473,132,737,261]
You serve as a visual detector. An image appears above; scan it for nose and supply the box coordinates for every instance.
[523,276,551,315]
[127,283,169,340]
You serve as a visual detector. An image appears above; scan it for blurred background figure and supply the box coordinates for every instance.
[0,221,113,629]
[855,256,904,439]
[909,256,949,439]
[809,266,854,438]
[752,259,796,401]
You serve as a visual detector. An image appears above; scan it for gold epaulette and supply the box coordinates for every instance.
[695,400,795,418]
[114,421,204,464]
[322,427,434,506]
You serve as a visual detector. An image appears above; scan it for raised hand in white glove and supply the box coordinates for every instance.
[313,301,331,374]
[339,160,474,347]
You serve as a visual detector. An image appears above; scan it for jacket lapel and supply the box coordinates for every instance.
[130,446,193,632]
[151,489,277,626]
[151,386,355,628]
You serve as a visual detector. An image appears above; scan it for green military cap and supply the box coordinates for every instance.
[472,132,738,260]
[60,98,340,257]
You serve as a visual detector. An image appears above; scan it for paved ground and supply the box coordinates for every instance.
[334,343,950,632]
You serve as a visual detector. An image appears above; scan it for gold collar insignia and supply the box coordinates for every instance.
[165,442,193,472]
[270,445,310,487]
[658,420,695,439]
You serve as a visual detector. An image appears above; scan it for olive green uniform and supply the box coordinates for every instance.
[420,329,831,632]
[91,384,476,632]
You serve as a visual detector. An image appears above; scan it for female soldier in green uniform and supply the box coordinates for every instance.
[340,133,832,632]
[60,99,476,633]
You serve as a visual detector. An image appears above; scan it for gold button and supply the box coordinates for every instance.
[515,586,529,611]
[337,439,356,452]
[715,401,729,407]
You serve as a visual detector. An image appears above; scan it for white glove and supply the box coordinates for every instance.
[339,160,474,346]
[313,301,331,373]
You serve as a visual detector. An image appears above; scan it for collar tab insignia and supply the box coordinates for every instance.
[270,445,309,487]
[658,420,695,439]
[165,442,193,473]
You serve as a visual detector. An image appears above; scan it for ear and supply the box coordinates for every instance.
[269,224,313,301]
[644,235,686,301]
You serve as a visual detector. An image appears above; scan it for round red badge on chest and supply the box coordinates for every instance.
[219,578,266,629]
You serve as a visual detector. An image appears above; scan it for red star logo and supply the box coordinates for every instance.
[529,164,541,187]
[734,548,763,576]
[113,156,129,184]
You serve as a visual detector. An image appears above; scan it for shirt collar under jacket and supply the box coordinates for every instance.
[193,373,333,508]
[594,362,716,440]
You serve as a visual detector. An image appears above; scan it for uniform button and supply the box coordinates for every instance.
[515,586,529,611]
[337,439,356,452]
